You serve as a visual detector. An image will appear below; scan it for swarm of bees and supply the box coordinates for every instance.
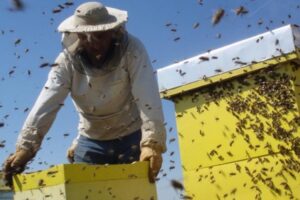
[173,61,300,199]
[3,1,300,200]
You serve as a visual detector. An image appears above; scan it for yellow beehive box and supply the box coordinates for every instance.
[13,162,157,200]
[157,24,300,199]
[184,153,300,200]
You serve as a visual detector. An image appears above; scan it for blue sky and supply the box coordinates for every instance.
[0,0,300,199]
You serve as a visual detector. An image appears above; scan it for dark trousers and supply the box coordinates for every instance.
[74,130,141,164]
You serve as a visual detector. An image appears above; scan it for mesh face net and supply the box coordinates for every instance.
[61,27,129,76]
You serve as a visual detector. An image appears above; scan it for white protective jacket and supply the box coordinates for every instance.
[16,33,166,153]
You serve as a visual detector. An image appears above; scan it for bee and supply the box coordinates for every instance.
[170,179,184,191]
[193,22,200,29]
[176,69,186,76]
[58,4,65,9]
[218,155,224,161]
[38,179,45,187]
[227,151,233,157]
[14,38,21,45]
[235,60,247,65]
[199,56,209,61]
[40,62,49,68]
[180,194,193,199]
[215,69,222,73]
[231,188,238,195]
[169,137,176,143]
[11,0,24,10]
[199,130,205,137]
[234,6,248,15]
[165,22,172,27]
[173,37,181,42]
[47,170,58,176]
[292,137,300,157]
[257,18,264,26]
[50,63,59,67]
[212,8,225,25]
[63,133,69,137]
[64,2,74,6]
[52,8,62,13]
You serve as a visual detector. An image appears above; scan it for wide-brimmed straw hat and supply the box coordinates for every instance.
[58,2,128,33]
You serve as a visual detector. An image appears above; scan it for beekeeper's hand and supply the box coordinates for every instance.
[66,142,77,163]
[140,147,162,183]
[2,148,34,188]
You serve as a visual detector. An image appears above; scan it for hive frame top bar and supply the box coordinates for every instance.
[157,24,300,93]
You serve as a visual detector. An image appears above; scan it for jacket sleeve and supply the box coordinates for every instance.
[126,36,167,153]
[16,53,72,153]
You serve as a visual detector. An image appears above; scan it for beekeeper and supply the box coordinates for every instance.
[3,1,166,186]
